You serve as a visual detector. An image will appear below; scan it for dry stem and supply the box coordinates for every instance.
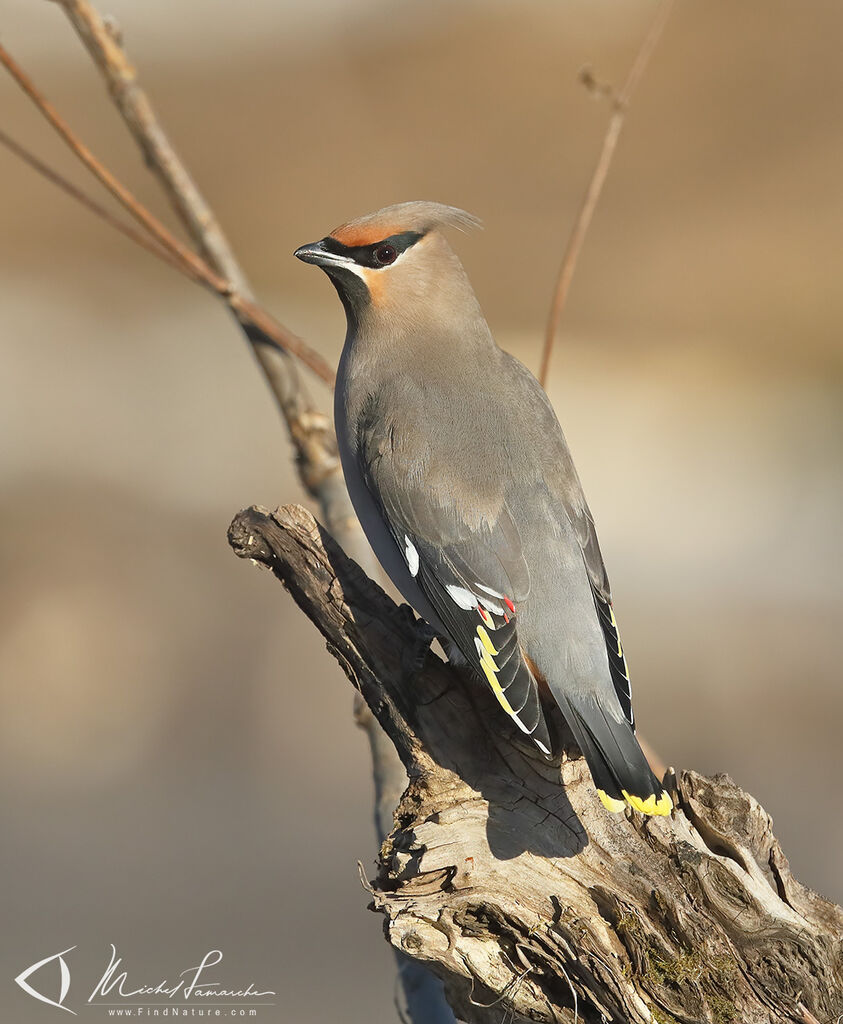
[0,41,334,388]
[0,128,191,273]
[56,0,250,295]
[539,0,674,386]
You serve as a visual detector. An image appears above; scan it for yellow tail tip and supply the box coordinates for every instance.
[622,789,673,816]
[597,789,626,813]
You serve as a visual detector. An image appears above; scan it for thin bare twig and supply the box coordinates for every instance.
[0,42,334,387]
[539,0,674,387]
[0,129,190,274]
[0,44,215,284]
[54,0,250,295]
[49,0,332,429]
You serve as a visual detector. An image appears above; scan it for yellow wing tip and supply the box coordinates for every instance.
[622,789,673,816]
[476,625,498,656]
[598,789,626,813]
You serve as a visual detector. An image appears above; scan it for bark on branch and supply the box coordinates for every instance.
[229,503,843,1024]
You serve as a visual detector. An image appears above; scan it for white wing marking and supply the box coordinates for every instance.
[445,584,478,610]
[403,535,420,577]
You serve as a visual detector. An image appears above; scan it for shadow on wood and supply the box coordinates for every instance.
[229,503,843,1024]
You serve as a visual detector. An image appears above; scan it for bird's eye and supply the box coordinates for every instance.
[373,244,398,266]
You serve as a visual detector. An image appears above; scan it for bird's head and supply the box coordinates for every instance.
[294,201,482,331]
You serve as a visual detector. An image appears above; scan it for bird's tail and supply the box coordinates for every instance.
[562,694,672,816]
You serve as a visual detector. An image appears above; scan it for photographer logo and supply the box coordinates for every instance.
[15,946,77,1015]
[14,945,274,1016]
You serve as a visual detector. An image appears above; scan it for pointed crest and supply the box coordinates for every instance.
[330,201,482,248]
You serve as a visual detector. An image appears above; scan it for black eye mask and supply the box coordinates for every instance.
[322,231,424,269]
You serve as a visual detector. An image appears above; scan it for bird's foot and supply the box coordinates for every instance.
[399,604,437,684]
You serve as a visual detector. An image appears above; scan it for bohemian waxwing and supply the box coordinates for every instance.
[295,201,671,816]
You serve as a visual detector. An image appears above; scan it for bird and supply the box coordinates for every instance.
[294,201,671,816]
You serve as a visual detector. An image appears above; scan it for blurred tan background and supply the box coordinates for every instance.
[1,1,841,1020]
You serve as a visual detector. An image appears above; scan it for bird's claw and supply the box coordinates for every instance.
[399,605,437,684]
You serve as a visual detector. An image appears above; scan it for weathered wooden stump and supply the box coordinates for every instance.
[229,503,843,1024]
